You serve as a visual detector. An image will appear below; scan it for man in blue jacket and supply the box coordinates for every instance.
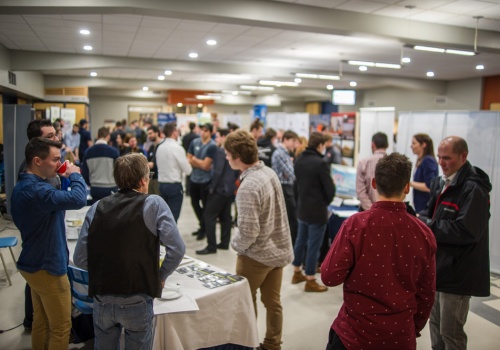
[419,136,491,350]
[11,137,87,349]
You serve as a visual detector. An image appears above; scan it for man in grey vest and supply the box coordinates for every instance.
[74,153,185,349]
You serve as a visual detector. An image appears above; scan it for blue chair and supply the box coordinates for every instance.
[0,236,18,286]
[67,265,93,314]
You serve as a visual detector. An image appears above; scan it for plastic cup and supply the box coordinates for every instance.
[56,161,68,174]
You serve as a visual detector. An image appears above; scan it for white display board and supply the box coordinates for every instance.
[222,114,243,128]
[397,110,500,274]
[267,112,309,138]
[358,107,395,161]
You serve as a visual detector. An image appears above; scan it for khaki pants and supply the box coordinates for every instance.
[236,255,284,350]
[20,270,72,350]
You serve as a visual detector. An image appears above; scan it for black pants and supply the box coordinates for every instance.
[24,283,33,328]
[281,184,298,247]
[204,192,234,250]
[326,328,347,350]
[189,180,209,233]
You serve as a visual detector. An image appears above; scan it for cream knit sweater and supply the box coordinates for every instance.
[231,162,294,267]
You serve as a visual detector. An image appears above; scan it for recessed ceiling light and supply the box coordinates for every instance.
[206,39,217,46]
[294,78,302,83]
[197,103,203,108]
[359,66,367,71]
[401,57,411,63]
[83,45,93,51]
[350,81,357,87]
[80,29,90,35]
[142,86,149,91]
[476,64,484,70]
[232,91,238,95]
[158,75,165,80]
[426,71,435,77]
[177,103,183,107]
[164,70,172,75]
[189,52,198,58]
[90,72,97,77]
[327,85,334,90]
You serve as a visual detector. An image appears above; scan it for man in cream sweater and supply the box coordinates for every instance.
[224,130,293,350]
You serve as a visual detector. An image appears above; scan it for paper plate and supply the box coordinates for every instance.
[160,288,183,300]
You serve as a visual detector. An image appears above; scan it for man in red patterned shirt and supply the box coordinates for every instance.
[321,153,437,350]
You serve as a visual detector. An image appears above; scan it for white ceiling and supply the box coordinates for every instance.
[1,0,500,103]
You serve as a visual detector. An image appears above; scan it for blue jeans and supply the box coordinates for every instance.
[93,295,154,350]
[159,182,183,222]
[430,291,471,350]
[292,220,327,276]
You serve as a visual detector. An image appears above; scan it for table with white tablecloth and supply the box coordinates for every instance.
[66,207,259,350]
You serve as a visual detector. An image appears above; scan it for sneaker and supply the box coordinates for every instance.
[304,279,328,292]
[291,271,307,284]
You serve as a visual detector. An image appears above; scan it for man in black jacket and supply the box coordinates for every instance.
[292,132,336,292]
[419,136,491,350]
[196,128,239,254]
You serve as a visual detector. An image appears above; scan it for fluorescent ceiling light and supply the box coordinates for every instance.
[347,60,401,69]
[411,45,476,56]
[206,39,217,46]
[222,90,252,95]
[164,70,172,75]
[401,57,411,63]
[295,73,340,80]
[327,85,334,90]
[90,72,97,77]
[83,45,92,51]
[350,81,357,87]
[80,29,90,35]
[196,95,222,100]
[240,85,274,91]
[142,86,149,91]
[189,52,198,58]
[476,64,484,70]
[158,75,165,80]
[294,78,302,83]
[259,80,298,87]
[426,71,435,77]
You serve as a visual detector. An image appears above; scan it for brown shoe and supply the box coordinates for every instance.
[304,279,328,292]
[292,271,307,284]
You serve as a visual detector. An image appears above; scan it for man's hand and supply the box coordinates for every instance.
[62,163,81,177]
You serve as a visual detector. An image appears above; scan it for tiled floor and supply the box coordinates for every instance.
[1,197,499,349]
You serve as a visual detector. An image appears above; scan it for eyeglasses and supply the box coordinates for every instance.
[148,172,155,180]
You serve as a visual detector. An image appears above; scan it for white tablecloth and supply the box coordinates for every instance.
[66,207,259,350]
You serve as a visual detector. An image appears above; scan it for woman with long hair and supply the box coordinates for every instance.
[410,133,438,212]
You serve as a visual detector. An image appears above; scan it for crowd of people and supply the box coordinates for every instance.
[10,116,491,350]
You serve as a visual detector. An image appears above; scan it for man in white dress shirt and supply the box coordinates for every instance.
[156,122,192,222]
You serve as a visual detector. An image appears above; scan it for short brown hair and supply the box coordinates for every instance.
[375,153,412,198]
[308,132,326,149]
[283,130,299,141]
[113,153,149,190]
[224,130,258,165]
[25,137,62,166]
[249,119,263,132]
[97,127,110,139]
[163,122,177,138]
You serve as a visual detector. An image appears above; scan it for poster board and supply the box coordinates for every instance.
[267,113,309,138]
[358,107,396,161]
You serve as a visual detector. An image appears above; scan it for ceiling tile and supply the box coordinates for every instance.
[373,5,425,18]
[140,16,181,29]
[396,0,455,10]
[176,20,217,32]
[0,22,31,31]
[336,0,391,13]
[0,15,26,24]
[296,0,346,8]
[410,10,457,22]
[23,15,64,26]
[433,0,497,15]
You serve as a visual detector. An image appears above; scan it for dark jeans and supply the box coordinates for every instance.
[24,283,33,328]
[204,192,234,250]
[326,329,347,350]
[90,186,118,204]
[190,180,209,233]
[281,184,298,247]
[159,182,184,222]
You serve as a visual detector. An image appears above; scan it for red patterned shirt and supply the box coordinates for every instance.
[321,201,436,350]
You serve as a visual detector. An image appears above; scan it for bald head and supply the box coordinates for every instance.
[437,136,468,177]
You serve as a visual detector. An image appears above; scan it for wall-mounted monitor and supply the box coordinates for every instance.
[333,90,356,105]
